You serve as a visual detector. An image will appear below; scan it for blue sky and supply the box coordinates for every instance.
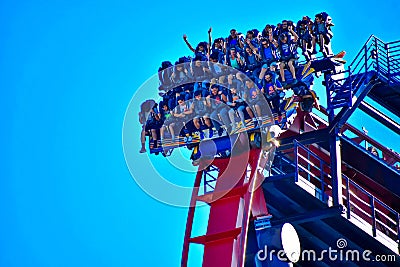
[1,0,399,266]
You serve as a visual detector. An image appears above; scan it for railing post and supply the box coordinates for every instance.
[346,177,351,219]
[397,212,400,254]
[374,37,379,76]
[348,66,353,100]
[364,44,368,74]
[320,160,325,202]
[307,150,311,182]
[329,127,343,206]
[371,196,377,237]
[294,140,299,183]
[386,42,390,83]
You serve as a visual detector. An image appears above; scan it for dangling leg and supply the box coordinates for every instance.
[288,59,297,81]
[140,125,147,153]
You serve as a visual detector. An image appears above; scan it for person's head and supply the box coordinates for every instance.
[368,146,379,157]
[245,47,252,54]
[211,84,219,94]
[315,14,324,23]
[246,30,254,39]
[214,38,223,48]
[177,97,185,106]
[261,39,269,47]
[194,60,202,67]
[194,91,202,99]
[230,29,237,37]
[197,42,206,52]
[230,47,236,55]
[162,103,169,111]
[245,79,253,88]
[299,21,307,29]
[264,72,273,81]
[210,52,219,63]
[230,86,237,94]
[281,20,288,29]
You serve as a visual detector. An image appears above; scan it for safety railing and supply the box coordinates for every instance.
[340,123,400,171]
[316,105,400,171]
[349,35,400,86]
[342,174,400,243]
[292,140,400,246]
[325,35,400,112]
[294,140,331,202]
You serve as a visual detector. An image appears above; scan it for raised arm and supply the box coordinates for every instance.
[246,39,259,53]
[183,34,196,53]
[208,27,212,57]
[238,35,244,49]
[236,52,244,66]
[289,26,299,42]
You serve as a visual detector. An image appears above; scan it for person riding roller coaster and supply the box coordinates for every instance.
[313,12,334,57]
[144,12,342,154]
[272,26,299,87]
[261,71,285,122]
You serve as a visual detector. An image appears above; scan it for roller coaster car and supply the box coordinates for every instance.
[147,99,299,157]
[146,53,347,157]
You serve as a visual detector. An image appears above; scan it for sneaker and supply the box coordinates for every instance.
[218,128,224,137]
[209,129,214,138]
[200,132,205,140]
[203,129,210,139]
[139,148,147,153]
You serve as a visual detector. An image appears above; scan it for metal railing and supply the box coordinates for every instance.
[340,123,400,171]
[292,140,400,246]
[326,35,400,110]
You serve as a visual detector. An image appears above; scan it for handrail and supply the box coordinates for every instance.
[347,35,400,87]
[317,106,400,168]
[292,140,400,244]
[341,123,400,165]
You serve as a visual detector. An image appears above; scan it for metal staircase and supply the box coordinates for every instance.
[269,141,400,254]
[257,35,400,265]
[326,35,400,119]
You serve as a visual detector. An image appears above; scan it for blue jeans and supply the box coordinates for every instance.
[210,107,230,131]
